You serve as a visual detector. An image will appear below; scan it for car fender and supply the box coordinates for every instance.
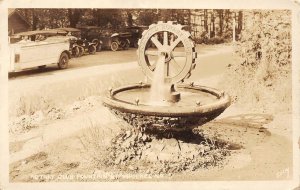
[57,50,71,63]
[111,33,119,38]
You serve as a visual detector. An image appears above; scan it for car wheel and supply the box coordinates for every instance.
[78,46,84,57]
[110,41,119,51]
[92,39,101,52]
[72,46,80,57]
[123,39,130,50]
[58,52,69,69]
[88,45,96,54]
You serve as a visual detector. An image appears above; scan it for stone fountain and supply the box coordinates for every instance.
[103,21,231,132]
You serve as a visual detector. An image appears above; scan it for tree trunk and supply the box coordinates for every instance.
[204,10,208,32]
[237,11,243,34]
[68,9,82,28]
[218,10,224,37]
[32,9,38,30]
[127,10,133,27]
[212,12,215,38]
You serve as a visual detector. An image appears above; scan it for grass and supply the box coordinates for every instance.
[12,72,133,118]
[221,60,292,113]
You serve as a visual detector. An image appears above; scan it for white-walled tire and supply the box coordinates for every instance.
[88,45,96,54]
[78,46,84,57]
[92,39,101,52]
[58,52,69,69]
[72,46,80,57]
[111,41,119,51]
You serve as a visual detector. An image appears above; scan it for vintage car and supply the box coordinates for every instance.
[77,26,131,51]
[9,30,71,72]
[57,27,97,57]
[126,25,148,48]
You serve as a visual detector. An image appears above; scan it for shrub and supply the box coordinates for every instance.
[222,10,292,113]
[206,37,225,44]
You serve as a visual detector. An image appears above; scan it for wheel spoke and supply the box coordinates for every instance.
[170,58,182,73]
[151,36,163,50]
[145,50,160,56]
[170,37,181,50]
[163,31,168,46]
[172,51,186,57]
[149,54,165,71]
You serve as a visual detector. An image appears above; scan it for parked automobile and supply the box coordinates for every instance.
[126,26,148,48]
[77,26,103,51]
[76,39,97,55]
[56,27,82,57]
[9,29,71,72]
[77,26,131,51]
[100,29,131,51]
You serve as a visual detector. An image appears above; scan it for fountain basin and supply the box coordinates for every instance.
[103,83,231,131]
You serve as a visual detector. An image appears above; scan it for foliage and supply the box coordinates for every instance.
[17,9,70,29]
[14,8,245,45]
[223,10,292,113]
[206,37,225,44]
[237,10,291,68]
[137,9,158,26]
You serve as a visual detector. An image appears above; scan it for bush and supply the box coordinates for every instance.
[222,10,292,113]
[206,37,225,44]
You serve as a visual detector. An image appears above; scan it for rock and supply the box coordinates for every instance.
[137,133,143,140]
[125,130,132,139]
[122,139,132,149]
[114,157,121,165]
[115,152,128,164]
[142,134,149,142]
[136,149,142,156]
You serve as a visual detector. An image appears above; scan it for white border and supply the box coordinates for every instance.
[0,0,299,189]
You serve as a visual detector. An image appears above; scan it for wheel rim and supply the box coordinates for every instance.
[79,47,84,56]
[61,56,67,67]
[111,42,118,51]
[92,39,99,46]
[89,46,96,54]
[72,47,79,57]
[137,22,197,83]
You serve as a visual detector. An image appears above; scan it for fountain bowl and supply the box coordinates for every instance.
[103,83,231,131]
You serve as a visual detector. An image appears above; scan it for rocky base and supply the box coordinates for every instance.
[109,108,224,132]
[104,128,230,175]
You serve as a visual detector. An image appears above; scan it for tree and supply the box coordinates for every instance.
[68,9,84,28]
[137,9,159,26]
[216,9,224,36]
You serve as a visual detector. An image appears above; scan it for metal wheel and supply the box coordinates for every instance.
[111,41,119,51]
[92,39,101,52]
[72,46,80,57]
[78,46,84,57]
[122,39,130,50]
[137,21,197,83]
[58,52,69,69]
[88,45,96,54]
